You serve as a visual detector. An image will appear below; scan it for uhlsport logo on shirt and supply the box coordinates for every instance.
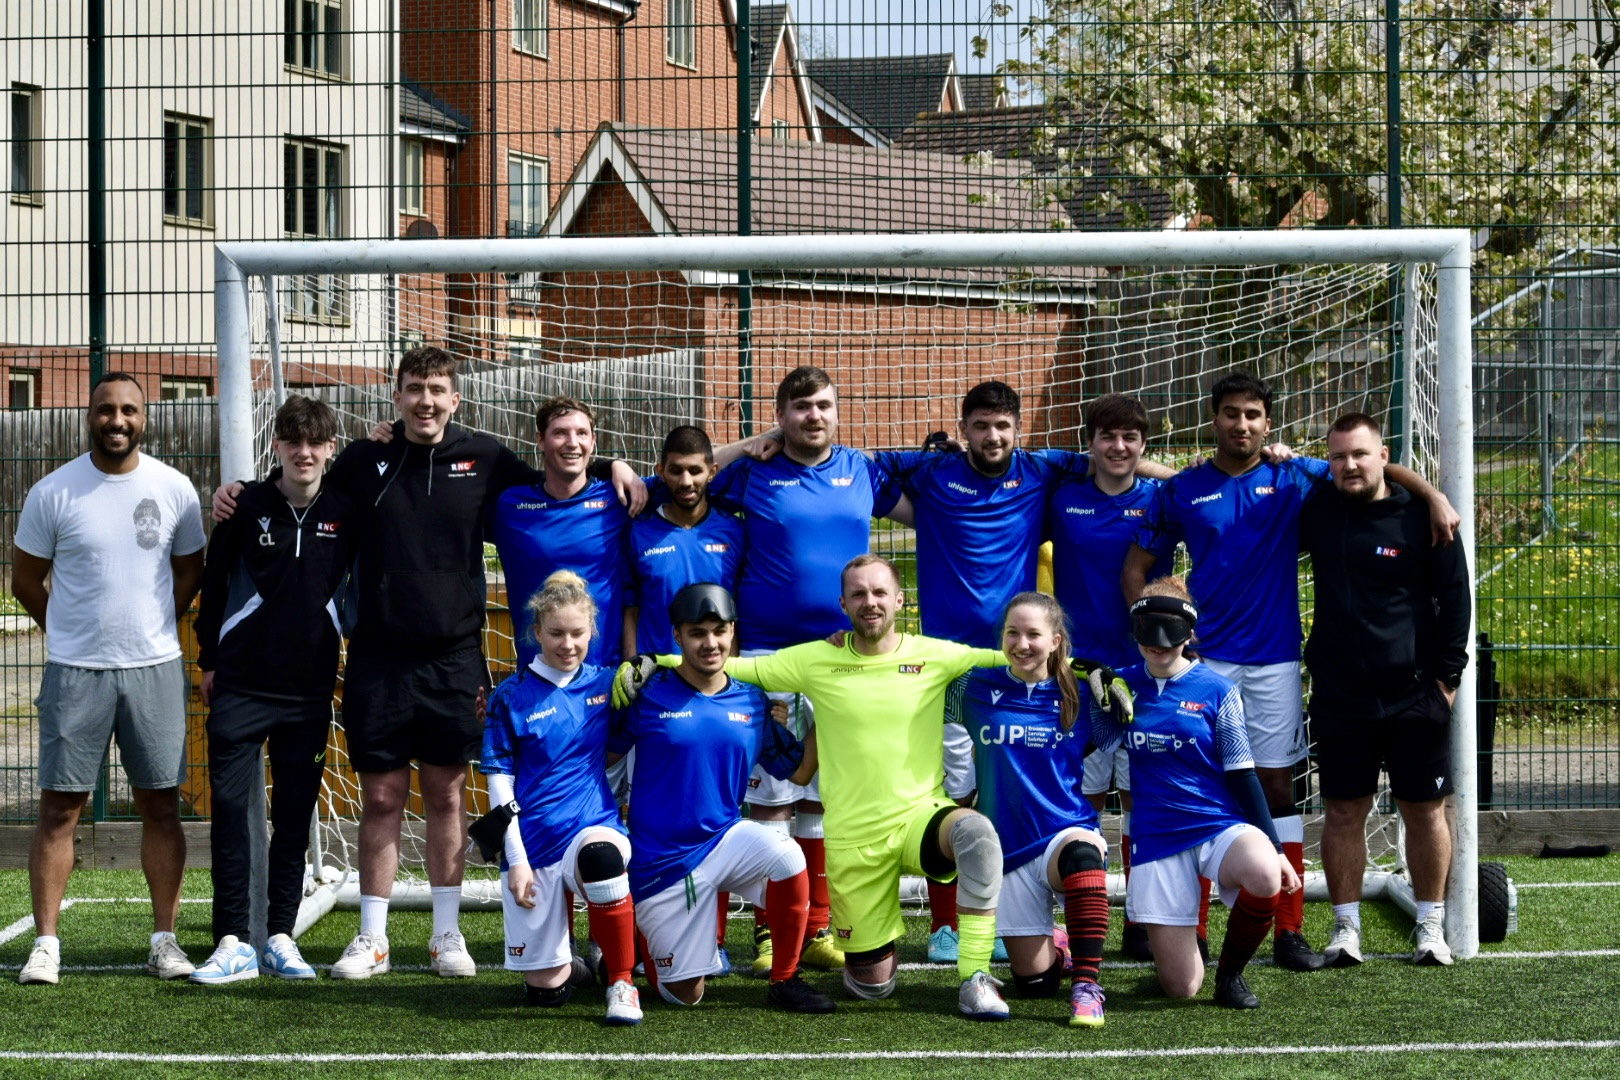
[768,478,801,487]
[1376,546,1402,558]
[1064,506,1095,516]
[1191,491,1223,505]
[897,663,926,674]
[947,481,980,497]
[642,544,677,558]
[659,710,694,719]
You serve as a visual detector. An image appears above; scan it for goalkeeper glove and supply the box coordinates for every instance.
[467,800,519,864]
[612,654,661,709]
[1072,656,1134,725]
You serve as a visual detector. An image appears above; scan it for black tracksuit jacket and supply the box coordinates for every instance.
[1300,479,1471,713]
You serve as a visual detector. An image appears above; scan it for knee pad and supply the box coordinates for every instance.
[524,982,574,1008]
[656,982,703,1006]
[948,813,1003,910]
[792,812,824,840]
[1010,954,1067,999]
[577,840,630,904]
[841,967,897,1001]
[1057,838,1105,878]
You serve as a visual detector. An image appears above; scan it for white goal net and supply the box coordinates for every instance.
[214,230,1478,952]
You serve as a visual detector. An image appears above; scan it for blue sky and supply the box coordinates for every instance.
[786,1,1043,76]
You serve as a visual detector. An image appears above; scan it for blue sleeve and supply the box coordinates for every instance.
[866,453,903,519]
[1212,688,1256,769]
[605,705,635,757]
[1225,767,1283,849]
[1035,448,1091,478]
[479,685,517,776]
[757,714,806,781]
[1088,701,1123,754]
[1296,455,1332,483]
[706,459,748,514]
[1132,478,1180,554]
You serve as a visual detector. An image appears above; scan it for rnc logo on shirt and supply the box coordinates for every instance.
[1001,478,1021,489]
[830,477,854,487]
[587,694,609,706]
[449,460,477,473]
[507,944,525,957]
[1252,485,1276,495]
[897,663,926,675]
[726,711,752,724]
[316,521,340,535]
[655,954,674,969]
[583,500,609,509]
[1123,508,1146,518]
[1376,546,1402,558]
[703,543,730,553]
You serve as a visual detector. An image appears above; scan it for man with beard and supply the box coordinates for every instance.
[1124,372,1460,972]
[622,556,1013,1018]
[12,373,207,985]
[1300,414,1470,969]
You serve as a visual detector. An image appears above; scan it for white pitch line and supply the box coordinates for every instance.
[0,1040,1617,1065]
[0,899,79,947]
[63,897,212,904]
[1515,881,1620,889]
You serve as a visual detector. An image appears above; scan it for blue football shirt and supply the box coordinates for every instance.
[625,507,745,656]
[707,446,900,650]
[607,669,801,899]
[946,667,1099,871]
[490,477,632,668]
[480,661,624,870]
[1048,475,1169,668]
[873,449,1090,647]
[1131,457,1331,665]
[1089,660,1253,866]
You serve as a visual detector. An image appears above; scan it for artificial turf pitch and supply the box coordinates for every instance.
[0,855,1617,1080]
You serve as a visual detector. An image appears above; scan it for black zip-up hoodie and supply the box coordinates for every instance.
[195,474,356,702]
[1300,479,1471,711]
[327,421,541,656]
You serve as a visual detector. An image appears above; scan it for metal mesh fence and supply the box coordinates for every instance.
[2,1,1616,820]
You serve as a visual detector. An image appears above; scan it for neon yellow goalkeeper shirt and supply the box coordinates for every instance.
[726,636,1002,849]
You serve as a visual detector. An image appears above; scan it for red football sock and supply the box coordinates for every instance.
[927,878,959,934]
[798,837,829,935]
[1219,888,1278,976]
[765,871,811,982]
[1061,869,1110,985]
[1197,876,1212,941]
[716,891,730,948]
[1276,841,1307,934]
[586,895,636,986]
[635,927,658,992]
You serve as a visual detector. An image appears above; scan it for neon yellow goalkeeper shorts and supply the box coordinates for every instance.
[825,795,959,954]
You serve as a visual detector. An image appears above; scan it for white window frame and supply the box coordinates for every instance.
[507,151,549,237]
[11,83,43,206]
[667,0,697,69]
[283,138,349,323]
[772,118,790,138]
[400,137,426,216]
[285,0,346,79]
[162,112,213,227]
[160,377,213,401]
[514,0,548,58]
[8,368,39,410]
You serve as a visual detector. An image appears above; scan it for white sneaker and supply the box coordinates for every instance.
[261,933,317,980]
[604,979,643,1025]
[429,931,477,978]
[18,939,60,985]
[1412,911,1454,966]
[189,936,259,985]
[958,970,1010,1021]
[1324,917,1364,967]
[330,931,391,980]
[147,932,195,980]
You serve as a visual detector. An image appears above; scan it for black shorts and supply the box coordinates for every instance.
[341,645,490,772]
[1310,682,1454,803]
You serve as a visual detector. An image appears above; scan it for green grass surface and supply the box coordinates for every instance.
[1,856,1617,1078]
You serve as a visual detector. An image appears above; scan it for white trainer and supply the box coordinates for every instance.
[1324,917,1364,967]
[189,936,259,985]
[958,970,1010,1021]
[604,979,643,1025]
[1412,910,1454,966]
[18,939,60,985]
[147,932,195,980]
[330,931,391,980]
[428,930,477,978]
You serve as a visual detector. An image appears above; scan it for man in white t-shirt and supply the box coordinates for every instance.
[10,373,207,986]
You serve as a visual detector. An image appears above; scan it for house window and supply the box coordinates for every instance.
[160,377,212,401]
[401,137,425,216]
[667,0,696,68]
[163,113,212,226]
[285,0,345,77]
[283,138,347,321]
[514,0,548,58]
[507,152,548,237]
[11,84,42,205]
[772,119,790,138]
[8,369,39,410]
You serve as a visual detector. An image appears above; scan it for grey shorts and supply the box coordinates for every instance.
[36,659,187,792]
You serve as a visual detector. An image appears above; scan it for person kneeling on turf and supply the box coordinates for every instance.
[1089,578,1301,1009]
[477,570,641,1024]
[607,583,834,1013]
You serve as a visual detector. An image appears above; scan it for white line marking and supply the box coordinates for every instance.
[0,899,78,947]
[1515,881,1620,889]
[63,897,211,904]
[0,1040,1616,1064]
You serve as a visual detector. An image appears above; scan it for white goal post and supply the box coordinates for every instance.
[213,228,1481,957]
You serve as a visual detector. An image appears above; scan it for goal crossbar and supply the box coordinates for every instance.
[213,229,1481,957]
